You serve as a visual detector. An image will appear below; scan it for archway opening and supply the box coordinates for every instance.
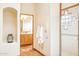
[3,7,17,43]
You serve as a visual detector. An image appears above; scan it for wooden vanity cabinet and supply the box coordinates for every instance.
[20,34,33,45]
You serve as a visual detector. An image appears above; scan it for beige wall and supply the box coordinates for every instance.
[34,3,60,56]
[21,3,35,15]
[34,3,51,55]
[3,8,17,43]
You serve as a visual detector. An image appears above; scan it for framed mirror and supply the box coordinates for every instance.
[20,14,33,34]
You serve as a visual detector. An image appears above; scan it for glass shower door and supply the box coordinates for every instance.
[61,6,79,56]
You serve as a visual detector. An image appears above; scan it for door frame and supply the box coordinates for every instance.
[20,13,34,48]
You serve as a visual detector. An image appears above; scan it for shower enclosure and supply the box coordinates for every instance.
[61,4,79,56]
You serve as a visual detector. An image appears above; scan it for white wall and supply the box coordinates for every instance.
[0,3,20,56]
[50,3,60,56]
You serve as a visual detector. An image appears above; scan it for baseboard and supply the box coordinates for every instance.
[33,48,45,56]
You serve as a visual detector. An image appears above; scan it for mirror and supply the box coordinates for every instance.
[20,14,33,34]
[3,7,17,43]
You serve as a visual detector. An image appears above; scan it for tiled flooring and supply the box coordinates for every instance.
[20,45,43,56]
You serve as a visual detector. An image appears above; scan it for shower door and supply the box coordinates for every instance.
[61,5,79,56]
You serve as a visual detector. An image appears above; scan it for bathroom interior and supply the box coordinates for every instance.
[0,3,50,56]
[0,3,79,56]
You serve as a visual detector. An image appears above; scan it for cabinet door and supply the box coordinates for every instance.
[24,34,32,44]
[27,34,32,44]
[20,34,33,45]
[20,34,25,45]
[24,34,28,44]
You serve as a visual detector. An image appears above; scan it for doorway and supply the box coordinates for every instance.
[20,14,34,56]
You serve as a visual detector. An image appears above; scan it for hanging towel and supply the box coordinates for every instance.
[36,25,44,44]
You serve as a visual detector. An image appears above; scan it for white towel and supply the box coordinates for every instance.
[36,25,44,44]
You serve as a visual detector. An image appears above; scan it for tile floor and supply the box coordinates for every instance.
[20,45,43,56]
